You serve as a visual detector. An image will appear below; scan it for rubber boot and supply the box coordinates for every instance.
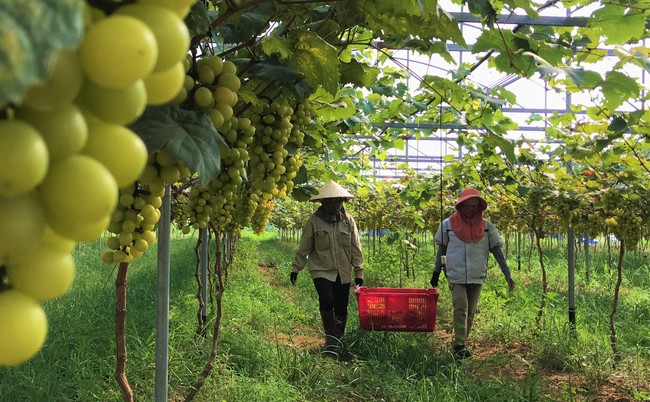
[319,310,337,355]
[333,314,347,342]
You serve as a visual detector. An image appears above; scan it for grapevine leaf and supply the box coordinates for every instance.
[217,2,276,44]
[184,1,211,37]
[484,130,515,163]
[590,4,646,45]
[463,0,497,25]
[340,59,380,88]
[343,0,466,46]
[293,165,309,185]
[261,35,292,60]
[246,58,302,82]
[130,104,226,183]
[469,90,506,109]
[600,71,640,111]
[608,116,627,133]
[289,30,339,95]
[613,46,650,73]
[0,0,83,108]
[246,57,314,99]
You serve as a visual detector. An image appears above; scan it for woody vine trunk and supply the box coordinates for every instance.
[115,261,133,402]
[185,227,225,401]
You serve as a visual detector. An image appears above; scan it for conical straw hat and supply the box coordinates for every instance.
[310,180,354,201]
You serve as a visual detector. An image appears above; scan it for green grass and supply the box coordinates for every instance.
[0,231,648,401]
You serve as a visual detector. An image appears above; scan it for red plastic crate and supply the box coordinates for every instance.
[355,287,439,332]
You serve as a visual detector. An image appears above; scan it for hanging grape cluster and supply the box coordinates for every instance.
[0,1,192,366]
[99,147,191,263]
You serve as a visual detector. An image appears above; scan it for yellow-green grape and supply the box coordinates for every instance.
[48,214,110,243]
[144,61,185,105]
[0,290,48,366]
[21,49,83,111]
[77,78,147,125]
[0,193,45,265]
[135,0,195,21]
[39,154,118,223]
[5,245,75,301]
[80,15,158,88]
[15,103,88,163]
[217,73,241,92]
[252,200,275,234]
[198,65,215,85]
[0,120,49,196]
[115,4,190,72]
[221,60,237,75]
[82,121,148,187]
[612,212,642,249]
[202,56,223,76]
[193,86,213,108]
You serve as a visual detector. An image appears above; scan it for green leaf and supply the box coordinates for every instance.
[608,116,627,133]
[289,30,339,95]
[469,90,506,109]
[339,59,380,88]
[246,57,314,99]
[129,104,226,183]
[600,71,640,111]
[0,0,83,108]
[217,2,275,44]
[184,1,211,37]
[464,0,497,25]
[292,165,309,185]
[590,4,646,45]
[484,131,515,163]
[261,35,292,60]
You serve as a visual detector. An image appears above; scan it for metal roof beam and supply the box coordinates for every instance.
[450,12,589,27]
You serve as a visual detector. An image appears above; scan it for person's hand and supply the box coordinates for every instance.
[430,271,440,288]
[290,272,298,285]
[506,276,515,292]
[354,278,363,287]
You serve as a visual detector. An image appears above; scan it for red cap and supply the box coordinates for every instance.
[455,188,487,211]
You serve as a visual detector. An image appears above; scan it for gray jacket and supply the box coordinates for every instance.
[434,218,504,284]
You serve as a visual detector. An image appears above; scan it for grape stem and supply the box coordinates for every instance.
[85,0,135,14]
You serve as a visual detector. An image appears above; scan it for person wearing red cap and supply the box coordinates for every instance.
[430,188,515,358]
[290,180,364,356]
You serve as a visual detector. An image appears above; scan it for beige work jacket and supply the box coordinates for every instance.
[291,211,364,284]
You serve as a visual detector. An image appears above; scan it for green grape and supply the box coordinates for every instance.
[0,120,49,196]
[16,103,88,163]
[5,245,75,301]
[82,122,148,187]
[144,61,186,105]
[80,15,158,88]
[218,73,241,92]
[116,4,190,72]
[198,65,215,85]
[21,50,83,111]
[194,86,213,108]
[77,78,147,125]
[39,155,118,223]
[0,193,45,265]
[0,290,48,366]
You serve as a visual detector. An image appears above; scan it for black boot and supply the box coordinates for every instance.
[333,314,347,343]
[319,310,337,354]
[452,344,472,359]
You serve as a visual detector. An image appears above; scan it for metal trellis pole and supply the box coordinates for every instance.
[154,185,171,401]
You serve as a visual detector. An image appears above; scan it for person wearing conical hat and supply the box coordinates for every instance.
[290,180,364,355]
[430,188,515,359]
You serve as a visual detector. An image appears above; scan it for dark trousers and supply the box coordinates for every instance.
[313,275,350,316]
